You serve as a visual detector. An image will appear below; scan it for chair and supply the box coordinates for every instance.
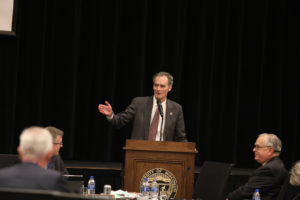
[193,161,234,200]
[277,173,300,200]
[276,173,290,200]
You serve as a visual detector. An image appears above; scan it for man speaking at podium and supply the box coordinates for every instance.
[98,72,187,142]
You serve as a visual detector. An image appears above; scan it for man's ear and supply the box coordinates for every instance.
[168,85,172,92]
[269,147,275,154]
[17,147,23,160]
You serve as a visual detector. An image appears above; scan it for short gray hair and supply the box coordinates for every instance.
[153,72,174,86]
[290,161,300,186]
[19,126,53,159]
[259,133,282,153]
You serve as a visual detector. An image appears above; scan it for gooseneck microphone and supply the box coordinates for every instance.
[157,99,164,141]
[157,100,164,117]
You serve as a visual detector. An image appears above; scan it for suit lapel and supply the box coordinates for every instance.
[164,99,172,141]
[144,97,153,139]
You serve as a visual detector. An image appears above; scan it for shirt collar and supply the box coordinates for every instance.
[153,96,167,107]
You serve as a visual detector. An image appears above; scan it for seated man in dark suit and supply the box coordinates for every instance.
[226,133,287,200]
[0,126,70,192]
[278,161,300,200]
[45,126,69,175]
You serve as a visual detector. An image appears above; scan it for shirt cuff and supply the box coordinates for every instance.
[106,113,114,120]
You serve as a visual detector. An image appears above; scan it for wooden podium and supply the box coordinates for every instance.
[123,139,198,199]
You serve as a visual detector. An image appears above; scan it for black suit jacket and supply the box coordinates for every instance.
[277,174,300,200]
[0,162,70,192]
[281,185,300,200]
[108,96,187,141]
[48,154,69,175]
[228,156,287,200]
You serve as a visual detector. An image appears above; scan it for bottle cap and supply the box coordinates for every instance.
[90,176,94,179]
[255,188,259,192]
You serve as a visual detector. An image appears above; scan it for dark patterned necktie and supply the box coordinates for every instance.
[148,108,160,140]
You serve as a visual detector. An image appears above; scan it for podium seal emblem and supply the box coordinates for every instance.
[140,168,177,199]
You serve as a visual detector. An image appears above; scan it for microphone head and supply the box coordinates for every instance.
[156,99,163,117]
[157,99,161,105]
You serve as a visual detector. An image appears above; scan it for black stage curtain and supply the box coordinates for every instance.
[0,0,299,168]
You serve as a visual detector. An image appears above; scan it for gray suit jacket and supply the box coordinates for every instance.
[108,96,187,142]
[0,162,70,192]
[228,156,287,200]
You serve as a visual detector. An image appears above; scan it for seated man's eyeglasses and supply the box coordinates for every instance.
[53,142,63,146]
[253,145,272,149]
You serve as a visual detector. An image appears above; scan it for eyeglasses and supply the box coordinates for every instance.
[253,145,271,149]
[53,142,63,146]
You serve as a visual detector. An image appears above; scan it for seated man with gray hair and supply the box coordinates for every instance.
[226,133,287,200]
[288,161,300,199]
[278,161,300,200]
[0,126,70,192]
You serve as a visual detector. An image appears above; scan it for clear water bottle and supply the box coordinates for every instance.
[252,188,261,200]
[141,178,150,197]
[141,178,146,195]
[87,176,96,195]
[150,179,158,199]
